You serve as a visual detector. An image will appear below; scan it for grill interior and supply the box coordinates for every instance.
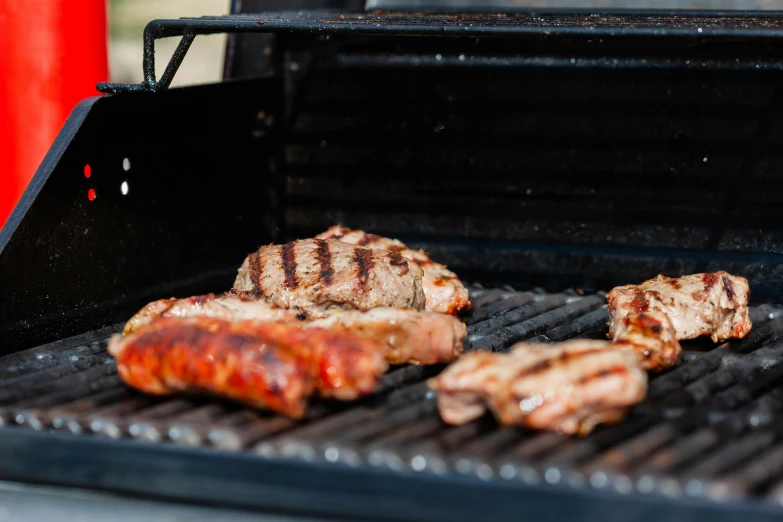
[5,284,783,505]
[4,10,783,519]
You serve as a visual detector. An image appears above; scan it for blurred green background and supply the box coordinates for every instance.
[109,0,230,86]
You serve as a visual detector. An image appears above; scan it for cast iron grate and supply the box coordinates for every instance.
[2,285,783,504]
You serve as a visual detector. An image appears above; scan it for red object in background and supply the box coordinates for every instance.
[0,0,108,226]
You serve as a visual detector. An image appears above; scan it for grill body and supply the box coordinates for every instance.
[2,9,783,521]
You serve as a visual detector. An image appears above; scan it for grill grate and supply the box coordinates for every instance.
[2,286,783,504]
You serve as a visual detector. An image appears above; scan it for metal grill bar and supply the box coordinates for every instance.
[97,12,783,94]
[1,286,782,506]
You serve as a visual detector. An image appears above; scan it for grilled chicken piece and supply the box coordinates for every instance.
[232,239,425,317]
[108,317,387,418]
[315,226,471,315]
[607,272,752,343]
[429,340,647,435]
[611,311,682,371]
[124,294,465,365]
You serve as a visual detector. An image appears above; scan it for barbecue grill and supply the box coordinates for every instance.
[3,2,783,520]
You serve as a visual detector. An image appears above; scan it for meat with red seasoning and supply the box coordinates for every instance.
[108,317,387,418]
[123,293,466,365]
[607,272,751,343]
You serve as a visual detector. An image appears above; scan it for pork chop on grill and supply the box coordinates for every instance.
[611,311,682,371]
[108,317,387,418]
[607,272,752,343]
[429,340,647,435]
[232,239,426,317]
[124,294,465,365]
[315,226,471,315]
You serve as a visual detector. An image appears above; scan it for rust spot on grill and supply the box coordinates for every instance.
[315,239,334,286]
[354,248,376,291]
[722,275,736,302]
[281,242,299,289]
[631,289,649,313]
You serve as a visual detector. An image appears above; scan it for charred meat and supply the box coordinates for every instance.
[429,340,647,435]
[108,317,387,418]
[316,226,471,315]
[607,272,751,343]
[611,311,682,371]
[124,294,465,365]
[232,239,426,317]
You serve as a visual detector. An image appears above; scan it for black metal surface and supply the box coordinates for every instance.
[367,0,783,11]
[100,11,783,93]
[278,53,783,302]
[0,79,282,355]
[1,286,783,521]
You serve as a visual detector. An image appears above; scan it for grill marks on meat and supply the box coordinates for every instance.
[316,226,471,315]
[123,294,465,365]
[232,239,425,317]
[429,340,647,435]
[281,242,299,289]
[247,252,265,298]
[315,239,334,286]
[108,317,387,418]
[353,248,376,291]
[607,272,752,343]
[611,311,682,371]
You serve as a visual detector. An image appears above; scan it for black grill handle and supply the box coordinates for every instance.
[97,18,263,94]
[97,12,783,94]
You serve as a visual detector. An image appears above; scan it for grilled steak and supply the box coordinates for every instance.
[124,294,465,365]
[611,311,682,371]
[429,340,647,435]
[316,226,471,315]
[607,272,752,343]
[108,317,387,418]
[232,239,425,317]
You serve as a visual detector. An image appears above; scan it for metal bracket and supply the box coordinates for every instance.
[98,21,197,93]
[97,12,783,94]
